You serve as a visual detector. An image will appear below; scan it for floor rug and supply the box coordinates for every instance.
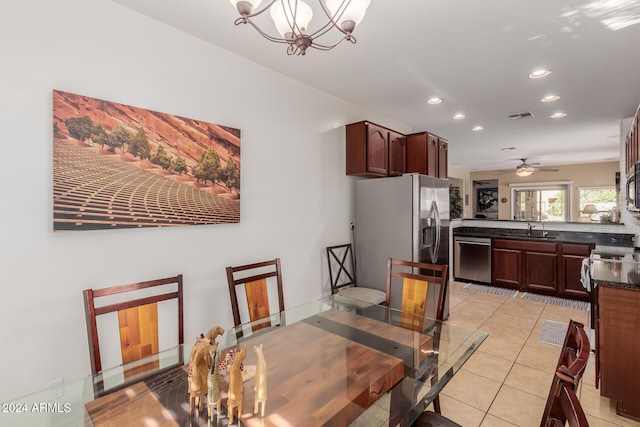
[521,293,590,311]
[540,320,569,346]
[463,283,518,297]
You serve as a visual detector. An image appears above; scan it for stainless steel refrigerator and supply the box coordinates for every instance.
[354,174,450,319]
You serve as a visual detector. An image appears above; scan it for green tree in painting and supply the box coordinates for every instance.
[222,159,240,190]
[193,148,221,186]
[107,125,131,153]
[151,145,173,170]
[129,128,151,160]
[91,124,109,149]
[65,116,94,142]
[171,156,188,174]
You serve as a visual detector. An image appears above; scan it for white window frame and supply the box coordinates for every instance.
[509,181,573,221]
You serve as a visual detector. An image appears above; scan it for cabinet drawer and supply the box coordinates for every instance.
[560,243,593,256]
[493,239,556,253]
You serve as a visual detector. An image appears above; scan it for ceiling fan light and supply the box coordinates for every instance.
[270,1,314,38]
[230,0,263,15]
[516,169,533,177]
[325,0,371,30]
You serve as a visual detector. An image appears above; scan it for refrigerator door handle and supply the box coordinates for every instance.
[431,200,441,263]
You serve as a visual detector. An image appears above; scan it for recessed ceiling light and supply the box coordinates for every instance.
[427,97,443,104]
[541,95,560,102]
[452,113,466,120]
[472,126,484,132]
[550,112,567,119]
[529,69,552,79]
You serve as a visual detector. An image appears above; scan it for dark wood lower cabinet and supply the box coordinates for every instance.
[523,250,557,294]
[558,244,591,300]
[491,238,592,300]
[596,285,640,421]
[492,246,521,289]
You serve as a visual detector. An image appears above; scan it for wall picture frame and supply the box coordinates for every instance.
[53,90,240,232]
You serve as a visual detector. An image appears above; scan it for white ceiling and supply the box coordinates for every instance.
[111,0,640,172]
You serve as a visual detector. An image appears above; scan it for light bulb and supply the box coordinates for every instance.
[325,0,371,32]
[270,1,313,38]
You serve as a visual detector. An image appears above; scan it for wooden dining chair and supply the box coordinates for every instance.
[386,258,448,415]
[385,258,448,322]
[416,318,591,427]
[83,275,184,377]
[541,372,590,427]
[326,243,386,305]
[540,319,590,425]
[226,258,284,328]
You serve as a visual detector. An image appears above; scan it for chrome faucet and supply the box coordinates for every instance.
[527,222,533,236]
[542,222,549,238]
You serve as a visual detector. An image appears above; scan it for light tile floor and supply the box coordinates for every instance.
[436,280,640,427]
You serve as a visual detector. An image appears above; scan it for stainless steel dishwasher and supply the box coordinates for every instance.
[454,236,492,283]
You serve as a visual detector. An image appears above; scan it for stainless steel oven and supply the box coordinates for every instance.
[454,236,492,284]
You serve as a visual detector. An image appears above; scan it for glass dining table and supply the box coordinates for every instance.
[1,295,487,427]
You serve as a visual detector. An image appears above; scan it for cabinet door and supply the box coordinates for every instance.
[437,138,448,178]
[427,134,438,176]
[366,123,389,176]
[598,285,640,413]
[492,247,521,289]
[388,131,406,176]
[558,243,592,301]
[522,251,557,294]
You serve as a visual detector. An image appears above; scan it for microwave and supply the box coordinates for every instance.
[627,163,640,212]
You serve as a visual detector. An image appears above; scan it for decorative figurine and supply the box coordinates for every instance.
[227,346,246,425]
[188,326,225,414]
[207,348,222,420]
[189,340,212,413]
[253,344,267,417]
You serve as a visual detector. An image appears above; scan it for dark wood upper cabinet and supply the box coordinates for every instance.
[346,121,406,177]
[437,138,448,178]
[406,132,447,178]
[388,131,406,176]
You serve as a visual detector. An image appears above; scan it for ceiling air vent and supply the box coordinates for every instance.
[508,111,534,120]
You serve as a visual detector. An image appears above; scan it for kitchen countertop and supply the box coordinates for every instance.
[453,226,635,247]
[591,249,640,289]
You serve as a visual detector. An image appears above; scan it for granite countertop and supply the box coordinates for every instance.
[591,251,640,289]
[453,226,635,247]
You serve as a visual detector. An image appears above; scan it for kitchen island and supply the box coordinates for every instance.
[591,252,640,421]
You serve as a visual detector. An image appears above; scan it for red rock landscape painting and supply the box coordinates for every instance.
[53,90,240,232]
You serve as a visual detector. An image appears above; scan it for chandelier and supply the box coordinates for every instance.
[227,0,371,55]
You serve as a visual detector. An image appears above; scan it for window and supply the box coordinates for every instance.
[578,187,617,220]
[510,182,572,222]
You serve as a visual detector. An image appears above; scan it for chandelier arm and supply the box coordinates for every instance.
[235,0,278,21]
[308,33,356,50]
[240,18,294,44]
[315,0,353,36]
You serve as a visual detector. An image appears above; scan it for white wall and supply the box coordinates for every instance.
[0,0,410,401]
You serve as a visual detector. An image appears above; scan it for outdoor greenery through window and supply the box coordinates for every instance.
[578,187,617,221]
[510,183,570,221]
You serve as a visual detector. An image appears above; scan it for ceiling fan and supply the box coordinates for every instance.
[504,158,559,177]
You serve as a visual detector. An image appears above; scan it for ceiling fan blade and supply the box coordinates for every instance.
[537,168,559,172]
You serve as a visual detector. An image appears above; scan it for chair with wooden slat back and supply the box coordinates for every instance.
[385,258,448,323]
[326,244,386,305]
[226,258,284,330]
[540,319,590,426]
[386,258,448,416]
[83,275,184,393]
[541,373,590,427]
[416,319,591,427]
